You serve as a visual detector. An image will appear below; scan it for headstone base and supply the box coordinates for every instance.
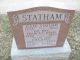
[11,38,71,60]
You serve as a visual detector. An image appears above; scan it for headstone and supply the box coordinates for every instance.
[7,7,75,49]
[11,38,71,60]
[6,0,76,60]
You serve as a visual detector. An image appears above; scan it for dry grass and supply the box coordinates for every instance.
[0,14,12,60]
[67,12,80,60]
[0,12,80,60]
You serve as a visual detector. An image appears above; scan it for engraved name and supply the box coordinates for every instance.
[12,11,70,26]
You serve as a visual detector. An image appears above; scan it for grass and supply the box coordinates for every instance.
[0,12,80,60]
[67,12,80,60]
[0,14,12,60]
